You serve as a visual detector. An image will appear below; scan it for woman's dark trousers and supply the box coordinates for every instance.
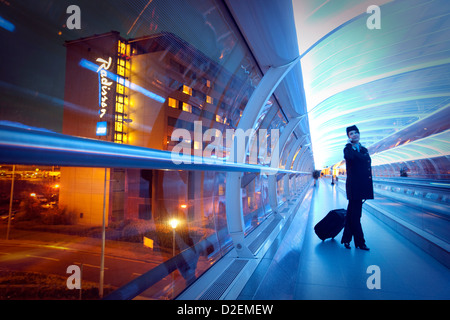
[341,199,365,247]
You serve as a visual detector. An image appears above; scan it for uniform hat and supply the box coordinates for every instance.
[346,125,359,136]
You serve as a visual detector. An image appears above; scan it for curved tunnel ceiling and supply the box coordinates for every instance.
[293,0,450,169]
[226,0,314,173]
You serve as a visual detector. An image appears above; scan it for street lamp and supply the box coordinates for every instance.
[170,218,179,256]
[170,218,179,230]
[170,218,179,299]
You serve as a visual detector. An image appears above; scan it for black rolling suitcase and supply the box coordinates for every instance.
[314,209,346,241]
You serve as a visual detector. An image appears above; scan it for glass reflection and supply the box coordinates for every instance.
[0,0,279,300]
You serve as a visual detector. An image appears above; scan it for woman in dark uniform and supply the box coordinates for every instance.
[341,125,373,250]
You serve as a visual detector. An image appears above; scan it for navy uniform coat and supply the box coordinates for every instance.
[344,144,374,200]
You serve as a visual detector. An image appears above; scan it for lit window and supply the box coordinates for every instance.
[182,102,192,113]
[116,103,123,113]
[216,114,222,123]
[206,95,213,104]
[206,79,211,88]
[168,98,178,109]
[119,42,126,55]
[183,85,192,96]
[118,66,125,76]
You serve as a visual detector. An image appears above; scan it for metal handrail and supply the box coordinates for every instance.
[0,124,307,175]
[372,177,450,192]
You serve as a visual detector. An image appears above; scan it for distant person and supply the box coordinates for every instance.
[312,170,320,186]
[341,125,373,251]
[331,173,338,185]
[400,167,408,177]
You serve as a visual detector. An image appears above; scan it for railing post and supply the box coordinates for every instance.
[267,116,303,213]
[284,137,304,199]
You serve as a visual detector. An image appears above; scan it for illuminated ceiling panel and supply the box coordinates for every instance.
[294,0,450,169]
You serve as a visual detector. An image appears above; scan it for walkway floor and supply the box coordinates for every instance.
[252,178,450,300]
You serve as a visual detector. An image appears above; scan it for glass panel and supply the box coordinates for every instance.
[0,0,275,300]
[373,156,450,180]
[277,174,286,205]
[1,0,263,152]
[280,133,297,168]
[0,165,231,299]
